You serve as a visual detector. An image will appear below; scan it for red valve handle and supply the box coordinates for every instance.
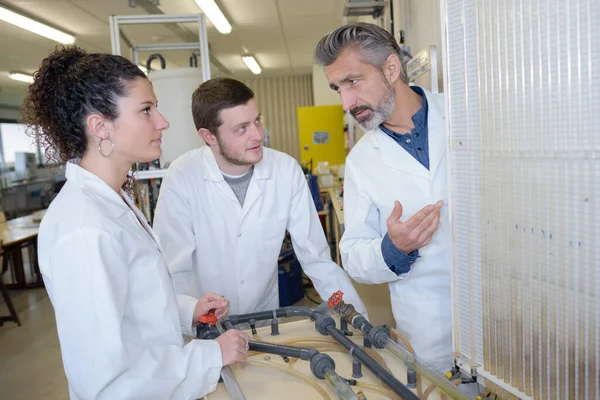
[328,290,344,308]
[198,310,217,324]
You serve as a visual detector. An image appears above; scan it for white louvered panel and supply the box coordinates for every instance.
[443,0,599,398]
[240,75,314,161]
[445,0,485,369]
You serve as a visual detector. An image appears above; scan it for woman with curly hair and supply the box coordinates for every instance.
[24,45,249,400]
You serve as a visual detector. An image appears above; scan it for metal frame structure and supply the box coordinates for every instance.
[109,13,211,82]
[343,1,391,32]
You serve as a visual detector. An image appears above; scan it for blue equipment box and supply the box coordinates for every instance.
[278,249,304,307]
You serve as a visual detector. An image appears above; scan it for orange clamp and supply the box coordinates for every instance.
[199,310,217,325]
[328,290,344,308]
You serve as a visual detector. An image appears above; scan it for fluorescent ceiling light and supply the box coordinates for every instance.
[193,0,232,34]
[9,72,34,84]
[0,6,75,44]
[242,55,262,75]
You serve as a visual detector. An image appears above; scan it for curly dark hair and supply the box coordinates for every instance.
[23,45,147,163]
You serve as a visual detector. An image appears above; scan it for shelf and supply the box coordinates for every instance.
[133,169,167,180]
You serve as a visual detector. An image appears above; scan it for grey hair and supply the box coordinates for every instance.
[314,22,408,83]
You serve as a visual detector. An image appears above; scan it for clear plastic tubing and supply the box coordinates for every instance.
[220,365,247,400]
[383,339,469,400]
[323,367,359,400]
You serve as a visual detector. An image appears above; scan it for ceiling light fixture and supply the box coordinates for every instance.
[193,0,232,34]
[242,55,262,75]
[9,72,34,84]
[0,6,75,44]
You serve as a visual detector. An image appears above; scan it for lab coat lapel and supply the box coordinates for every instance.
[373,129,430,180]
[425,91,447,178]
[202,149,243,206]
[121,191,165,253]
[240,179,262,220]
[66,161,165,253]
[240,152,271,220]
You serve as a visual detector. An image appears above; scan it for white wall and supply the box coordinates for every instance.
[0,106,22,121]
[393,0,444,92]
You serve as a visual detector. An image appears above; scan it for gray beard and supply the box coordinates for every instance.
[355,86,395,131]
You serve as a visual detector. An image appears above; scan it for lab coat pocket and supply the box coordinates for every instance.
[389,287,453,370]
[128,256,180,342]
[257,217,287,256]
[251,217,287,293]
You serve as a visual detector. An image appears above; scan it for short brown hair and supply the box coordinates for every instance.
[191,78,255,134]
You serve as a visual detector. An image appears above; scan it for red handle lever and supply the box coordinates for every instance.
[198,310,217,324]
[328,290,344,308]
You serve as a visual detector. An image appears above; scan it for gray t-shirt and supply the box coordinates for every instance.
[222,167,254,206]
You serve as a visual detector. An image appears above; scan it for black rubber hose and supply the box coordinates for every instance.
[324,325,419,400]
[221,306,315,327]
[248,341,317,361]
[221,309,287,327]
[145,53,166,72]
[223,307,416,398]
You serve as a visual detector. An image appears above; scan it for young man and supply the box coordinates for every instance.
[314,23,452,372]
[153,78,366,325]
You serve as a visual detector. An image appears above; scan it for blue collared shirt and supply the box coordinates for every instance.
[380,86,429,275]
[379,86,429,170]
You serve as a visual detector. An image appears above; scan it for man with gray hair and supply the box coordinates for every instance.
[314,23,452,372]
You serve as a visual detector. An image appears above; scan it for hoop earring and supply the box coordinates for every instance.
[98,138,115,157]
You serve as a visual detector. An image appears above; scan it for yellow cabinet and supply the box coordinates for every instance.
[297,105,347,171]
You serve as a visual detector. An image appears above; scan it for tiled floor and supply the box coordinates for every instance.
[0,288,69,399]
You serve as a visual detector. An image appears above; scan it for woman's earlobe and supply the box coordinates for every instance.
[86,114,110,140]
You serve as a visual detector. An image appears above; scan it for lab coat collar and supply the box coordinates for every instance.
[65,161,130,218]
[369,87,446,179]
[201,146,273,182]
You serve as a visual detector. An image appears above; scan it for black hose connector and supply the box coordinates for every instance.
[367,326,390,349]
[315,315,336,336]
[249,318,258,336]
[310,353,335,379]
[352,358,362,379]
[145,53,166,72]
[406,368,417,389]
[189,52,198,67]
[271,318,280,336]
[340,318,348,331]
[340,318,353,336]
[363,336,372,349]
[221,319,234,331]
[351,315,370,331]
[196,323,219,340]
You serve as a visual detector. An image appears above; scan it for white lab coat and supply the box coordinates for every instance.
[38,162,222,400]
[339,88,453,372]
[153,147,366,320]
